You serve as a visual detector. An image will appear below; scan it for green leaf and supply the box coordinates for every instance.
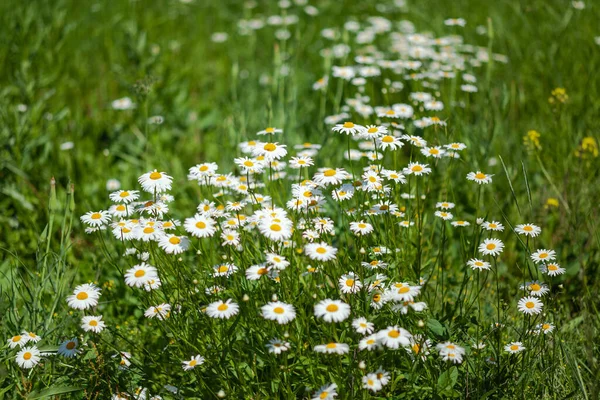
[437,367,458,391]
[28,386,83,399]
[427,318,446,336]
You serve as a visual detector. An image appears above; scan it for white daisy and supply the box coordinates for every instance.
[517,296,543,315]
[138,170,173,193]
[314,299,351,322]
[67,283,101,310]
[81,315,107,333]
[261,301,296,324]
[478,238,504,256]
[305,242,337,262]
[206,299,239,319]
[182,355,205,371]
[15,346,41,369]
[377,326,412,349]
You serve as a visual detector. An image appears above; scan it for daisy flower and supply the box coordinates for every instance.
[145,303,171,320]
[467,171,493,184]
[15,346,41,369]
[213,263,238,277]
[542,262,565,276]
[358,334,381,351]
[266,253,290,270]
[67,283,101,310]
[517,296,543,315]
[22,332,41,343]
[478,238,504,256]
[257,127,283,135]
[332,121,366,135]
[451,220,470,227]
[515,223,541,237]
[436,201,455,209]
[245,264,270,280]
[362,373,383,392]
[206,299,239,319]
[58,338,80,358]
[289,156,314,169]
[421,146,445,158]
[538,322,555,334]
[349,221,374,236]
[314,342,349,355]
[124,263,158,288]
[405,162,431,176]
[80,210,111,227]
[522,281,550,297]
[266,338,291,355]
[445,142,467,151]
[530,249,556,264]
[359,125,387,139]
[81,315,106,333]
[314,299,351,322]
[377,135,404,151]
[252,142,288,161]
[434,211,453,220]
[109,190,140,204]
[184,214,217,238]
[313,168,351,186]
[305,242,337,262]
[182,355,205,371]
[378,326,412,349]
[339,272,363,293]
[138,170,173,193]
[483,221,504,231]
[258,218,293,242]
[504,342,525,354]
[312,383,337,400]
[467,258,491,271]
[352,317,375,335]
[158,234,190,254]
[261,301,296,324]
[7,334,27,349]
[386,282,421,302]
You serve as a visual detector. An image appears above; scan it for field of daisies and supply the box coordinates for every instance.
[1,0,600,399]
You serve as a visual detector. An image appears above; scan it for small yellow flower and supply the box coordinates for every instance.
[523,130,541,150]
[545,198,559,209]
[575,136,598,158]
[548,87,568,104]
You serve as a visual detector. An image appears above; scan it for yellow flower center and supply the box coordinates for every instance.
[189,360,197,367]
[90,320,98,326]
[218,265,229,273]
[412,344,421,354]
[116,205,126,211]
[316,247,327,254]
[263,143,277,152]
[143,227,155,234]
[524,226,533,231]
[244,160,254,167]
[373,294,381,302]
[217,304,229,311]
[119,191,130,198]
[366,339,375,345]
[412,165,423,172]
[386,110,395,115]
[510,345,519,351]
[475,172,486,180]
[76,292,88,300]
[525,301,535,309]
[486,243,496,250]
[270,224,281,232]
[367,127,378,133]
[381,135,394,143]
[91,212,102,220]
[326,343,337,349]
[343,122,354,128]
[320,392,329,399]
[345,279,354,287]
[323,169,336,177]
[530,283,541,291]
[12,336,21,342]
[388,329,400,338]
[23,352,32,360]
[199,165,209,171]
[326,304,339,312]
[150,171,162,180]
[539,253,548,259]
[273,307,285,314]
[134,269,145,278]
[542,324,550,330]
[548,264,558,271]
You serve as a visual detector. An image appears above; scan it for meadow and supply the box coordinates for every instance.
[1,0,599,398]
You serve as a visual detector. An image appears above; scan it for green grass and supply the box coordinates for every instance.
[1,0,599,398]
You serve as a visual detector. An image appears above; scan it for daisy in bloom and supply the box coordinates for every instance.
[134,224,162,242]
[289,155,315,170]
[81,315,106,333]
[451,220,470,227]
[377,134,404,151]
[352,317,375,335]
[401,134,427,147]
[80,210,111,227]
[266,338,291,355]
[258,217,293,242]
[58,338,80,358]
[184,214,217,238]
[67,283,101,310]
[420,146,445,158]
[434,211,453,220]
[483,221,504,231]
[22,331,41,343]
[517,296,543,315]
[445,142,467,151]
[478,238,504,256]
[213,263,238,277]
[332,121,366,135]
[159,234,190,254]
[359,125,387,139]
[125,263,158,288]
[538,322,555,334]
[206,299,239,319]
[386,282,422,302]
[138,170,173,193]
[522,281,550,297]
[378,326,412,349]
[257,127,283,135]
[314,342,350,355]
[313,168,351,186]
[115,352,131,369]
[436,201,455,209]
[436,342,465,364]
[8,334,28,348]
[530,249,556,264]
[182,355,205,371]
[404,162,431,176]
[467,258,491,271]
[314,299,351,322]
[504,342,525,354]
[359,334,381,351]
[245,264,270,280]
[109,190,140,203]
[261,301,296,324]
[339,272,363,293]
[467,171,493,184]
[515,223,542,237]
[220,229,240,246]
[144,303,171,320]
[266,253,290,270]
[188,162,218,180]
[15,346,41,369]
[542,262,566,276]
[312,383,337,400]
[349,221,373,236]
[362,373,383,392]
[252,142,287,161]
[305,242,337,262]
